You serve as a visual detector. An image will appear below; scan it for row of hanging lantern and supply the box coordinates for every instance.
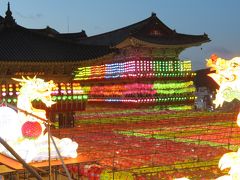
[1,82,84,97]
[89,96,195,103]
[83,81,195,105]
[74,59,193,81]
[0,82,87,110]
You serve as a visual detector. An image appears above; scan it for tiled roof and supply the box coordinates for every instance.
[0,3,114,62]
[29,26,60,36]
[55,30,88,42]
[0,16,3,24]
[29,27,87,42]
[134,32,209,45]
[0,3,209,63]
[78,13,210,47]
[0,24,114,62]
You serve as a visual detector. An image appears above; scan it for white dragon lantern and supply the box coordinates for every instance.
[0,76,78,163]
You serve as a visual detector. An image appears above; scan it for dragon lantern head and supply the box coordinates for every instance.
[12,76,56,107]
[207,54,240,85]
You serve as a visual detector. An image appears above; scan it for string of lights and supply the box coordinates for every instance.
[74,59,193,81]
[0,82,87,104]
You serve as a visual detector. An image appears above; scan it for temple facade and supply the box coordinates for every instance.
[0,4,210,113]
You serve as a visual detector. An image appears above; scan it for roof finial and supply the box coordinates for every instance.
[151,12,156,17]
[6,2,12,17]
[4,2,16,27]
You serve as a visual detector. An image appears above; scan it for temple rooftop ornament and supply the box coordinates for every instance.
[151,12,157,17]
[3,2,16,27]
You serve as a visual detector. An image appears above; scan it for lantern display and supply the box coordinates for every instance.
[74,56,196,109]
[0,81,87,112]
[74,59,194,81]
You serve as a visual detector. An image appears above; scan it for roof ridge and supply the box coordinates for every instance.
[82,14,154,39]
[14,24,111,48]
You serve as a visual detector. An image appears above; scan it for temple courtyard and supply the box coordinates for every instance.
[49,107,239,179]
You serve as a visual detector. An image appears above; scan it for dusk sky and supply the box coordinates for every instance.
[1,0,240,70]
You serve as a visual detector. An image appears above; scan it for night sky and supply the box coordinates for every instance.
[1,0,240,70]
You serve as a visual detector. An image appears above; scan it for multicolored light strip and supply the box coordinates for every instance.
[83,81,195,105]
[0,82,87,104]
[74,56,195,108]
[74,59,193,81]
[89,96,195,103]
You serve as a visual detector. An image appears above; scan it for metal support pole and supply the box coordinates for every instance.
[0,137,42,180]
[48,121,52,180]
[4,102,72,180]
[48,131,72,180]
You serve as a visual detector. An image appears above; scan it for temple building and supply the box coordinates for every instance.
[0,3,210,116]
[74,13,210,110]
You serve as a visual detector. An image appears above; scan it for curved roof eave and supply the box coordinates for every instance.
[116,36,210,49]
